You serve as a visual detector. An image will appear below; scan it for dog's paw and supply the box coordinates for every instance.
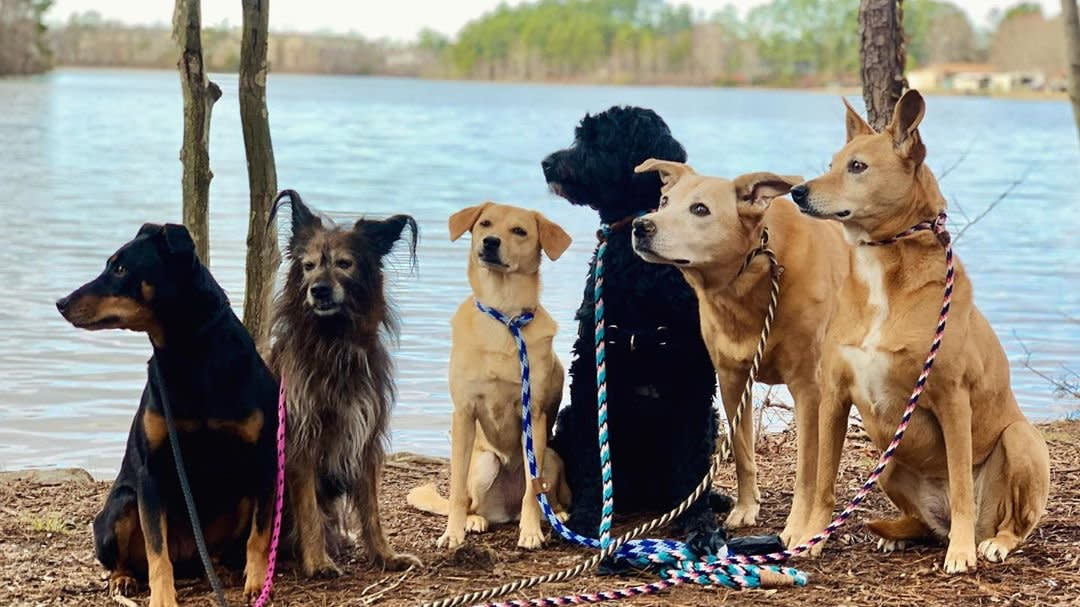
[724,502,760,528]
[243,579,266,605]
[465,514,489,534]
[779,524,803,549]
[380,552,422,571]
[517,527,545,550]
[148,592,180,607]
[877,538,910,553]
[305,561,343,579]
[554,511,570,523]
[437,530,465,550]
[977,538,1010,563]
[108,573,138,597]
[943,543,977,574]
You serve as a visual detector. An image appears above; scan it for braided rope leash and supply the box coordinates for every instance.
[250,377,288,607]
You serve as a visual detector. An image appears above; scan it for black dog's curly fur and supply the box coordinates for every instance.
[543,106,731,548]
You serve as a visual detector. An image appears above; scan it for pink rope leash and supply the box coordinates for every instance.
[251,376,287,607]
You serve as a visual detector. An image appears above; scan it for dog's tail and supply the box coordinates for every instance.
[406,483,449,516]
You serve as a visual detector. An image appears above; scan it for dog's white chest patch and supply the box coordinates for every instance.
[841,247,893,413]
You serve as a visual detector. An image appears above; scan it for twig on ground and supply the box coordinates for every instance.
[355,566,415,605]
[110,595,137,607]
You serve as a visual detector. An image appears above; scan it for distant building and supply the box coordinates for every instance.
[907,63,1048,94]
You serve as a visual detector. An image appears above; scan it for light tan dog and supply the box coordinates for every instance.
[790,90,1050,572]
[630,160,849,542]
[408,202,572,550]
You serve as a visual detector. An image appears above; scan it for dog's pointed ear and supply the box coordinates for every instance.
[843,97,874,142]
[448,202,493,241]
[269,189,321,250]
[137,223,162,238]
[886,89,927,165]
[634,158,695,192]
[534,212,572,261]
[355,214,419,265]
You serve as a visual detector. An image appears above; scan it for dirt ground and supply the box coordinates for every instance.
[2,421,1079,607]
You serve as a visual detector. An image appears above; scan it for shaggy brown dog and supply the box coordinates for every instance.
[268,190,421,577]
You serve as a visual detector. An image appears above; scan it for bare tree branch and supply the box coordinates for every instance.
[952,163,1033,242]
[937,135,979,181]
[1014,331,1080,400]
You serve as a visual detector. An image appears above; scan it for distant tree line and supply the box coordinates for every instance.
[1,0,1070,86]
[0,0,52,75]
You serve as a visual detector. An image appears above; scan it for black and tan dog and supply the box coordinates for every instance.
[56,223,279,607]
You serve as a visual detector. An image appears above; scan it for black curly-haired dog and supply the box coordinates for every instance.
[543,106,732,549]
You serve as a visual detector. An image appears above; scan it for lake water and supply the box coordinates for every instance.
[1,68,1077,479]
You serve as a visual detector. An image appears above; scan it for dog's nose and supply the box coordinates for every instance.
[482,236,501,251]
[790,184,809,206]
[55,296,70,315]
[632,217,655,238]
[310,283,332,300]
[541,155,556,176]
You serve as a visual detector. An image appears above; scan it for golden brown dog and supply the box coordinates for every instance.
[409,202,572,550]
[789,90,1050,572]
[630,160,849,542]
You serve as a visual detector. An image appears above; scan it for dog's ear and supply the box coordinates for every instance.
[448,202,494,241]
[733,173,802,229]
[137,223,162,238]
[886,89,927,165]
[843,97,874,142]
[269,189,321,251]
[534,212,572,261]
[634,158,695,192]
[355,214,419,265]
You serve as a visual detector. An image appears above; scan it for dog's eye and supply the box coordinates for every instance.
[511,227,527,237]
[479,219,492,228]
[335,259,353,270]
[848,159,868,174]
[113,265,127,277]
[690,203,710,217]
[659,196,669,208]
[302,261,315,272]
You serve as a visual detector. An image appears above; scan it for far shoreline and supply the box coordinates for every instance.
[4,65,1067,104]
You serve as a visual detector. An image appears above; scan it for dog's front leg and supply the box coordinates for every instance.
[242,491,273,601]
[438,406,475,549]
[717,372,760,527]
[936,393,977,574]
[799,383,851,557]
[780,376,821,547]
[518,410,548,549]
[291,465,340,578]
[355,448,421,570]
[136,469,178,607]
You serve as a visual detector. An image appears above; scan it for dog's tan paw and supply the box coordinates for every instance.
[108,573,138,597]
[305,561,342,579]
[724,502,760,528]
[943,543,977,574]
[779,524,803,549]
[381,552,422,571]
[465,514,489,534]
[877,538,910,553]
[148,591,180,607]
[977,539,1010,563]
[437,529,465,550]
[517,527,545,550]
[555,511,570,523]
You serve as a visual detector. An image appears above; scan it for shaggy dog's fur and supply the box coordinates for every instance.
[542,106,731,546]
[268,190,421,576]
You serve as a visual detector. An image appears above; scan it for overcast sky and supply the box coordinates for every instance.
[48,0,1063,41]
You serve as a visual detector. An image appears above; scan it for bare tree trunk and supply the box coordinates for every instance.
[173,0,220,265]
[240,0,279,350]
[1063,0,1080,145]
[858,0,907,131]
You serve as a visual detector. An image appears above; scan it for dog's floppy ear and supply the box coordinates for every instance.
[534,212,572,261]
[843,97,874,142]
[886,89,927,165]
[634,158,696,192]
[139,223,198,266]
[448,202,494,241]
[268,189,322,251]
[137,223,162,238]
[733,172,802,227]
[356,214,419,265]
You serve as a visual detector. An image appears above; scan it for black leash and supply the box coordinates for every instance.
[150,357,230,607]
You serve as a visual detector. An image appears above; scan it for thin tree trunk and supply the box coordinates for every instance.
[858,0,906,131]
[173,0,220,265]
[1063,0,1080,145]
[240,0,279,351]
